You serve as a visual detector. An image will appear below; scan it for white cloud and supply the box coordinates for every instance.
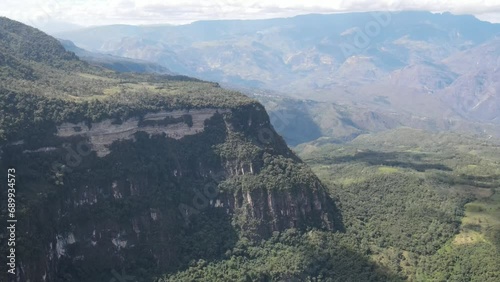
[1,0,500,29]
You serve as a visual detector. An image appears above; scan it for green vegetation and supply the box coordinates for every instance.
[2,17,499,282]
[296,128,500,281]
[162,229,402,282]
[157,129,499,281]
[0,81,257,144]
[417,242,499,281]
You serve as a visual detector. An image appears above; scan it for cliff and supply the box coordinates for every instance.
[0,17,339,281]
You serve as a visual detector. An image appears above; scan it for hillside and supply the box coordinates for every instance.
[0,17,340,281]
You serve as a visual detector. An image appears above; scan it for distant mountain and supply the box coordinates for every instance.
[56,11,500,143]
[55,11,500,87]
[441,38,500,122]
[59,39,173,74]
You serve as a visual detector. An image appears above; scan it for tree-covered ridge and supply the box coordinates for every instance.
[0,83,257,144]
[0,17,258,144]
[0,17,79,66]
[0,17,220,102]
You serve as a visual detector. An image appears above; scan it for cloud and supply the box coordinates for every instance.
[1,0,500,30]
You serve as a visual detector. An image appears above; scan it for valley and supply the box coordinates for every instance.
[297,128,500,281]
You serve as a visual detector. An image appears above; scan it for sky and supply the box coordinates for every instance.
[2,0,500,33]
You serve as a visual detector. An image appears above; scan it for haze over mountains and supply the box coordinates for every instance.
[55,11,500,145]
[59,39,173,74]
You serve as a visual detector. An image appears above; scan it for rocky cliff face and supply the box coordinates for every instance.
[2,103,338,282]
[218,181,335,237]
[55,108,230,157]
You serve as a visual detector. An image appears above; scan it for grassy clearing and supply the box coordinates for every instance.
[453,230,487,245]
[378,166,400,174]
[464,191,500,228]
[77,72,116,81]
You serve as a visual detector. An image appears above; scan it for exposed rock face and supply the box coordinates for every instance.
[218,182,335,238]
[56,108,230,156]
[2,105,339,282]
